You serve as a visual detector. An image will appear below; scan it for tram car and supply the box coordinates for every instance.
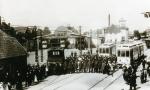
[116,41,144,66]
[48,34,94,64]
[99,43,116,56]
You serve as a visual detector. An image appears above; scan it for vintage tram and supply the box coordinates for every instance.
[47,34,92,64]
[116,41,144,66]
[99,43,116,56]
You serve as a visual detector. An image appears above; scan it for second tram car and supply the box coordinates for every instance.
[99,43,116,56]
[116,41,144,66]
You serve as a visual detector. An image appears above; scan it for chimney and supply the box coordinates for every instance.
[108,14,110,27]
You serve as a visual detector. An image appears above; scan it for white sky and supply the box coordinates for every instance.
[1,0,150,32]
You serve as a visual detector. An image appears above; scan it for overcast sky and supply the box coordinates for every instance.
[1,0,150,32]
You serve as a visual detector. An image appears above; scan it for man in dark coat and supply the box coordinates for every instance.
[129,73,137,90]
[142,60,146,69]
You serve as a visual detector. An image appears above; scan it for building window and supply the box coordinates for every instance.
[53,51,55,55]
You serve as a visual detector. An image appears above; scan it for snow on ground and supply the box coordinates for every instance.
[27,67,150,90]
[27,70,126,90]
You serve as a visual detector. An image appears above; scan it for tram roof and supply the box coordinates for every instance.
[99,43,115,48]
[117,41,143,49]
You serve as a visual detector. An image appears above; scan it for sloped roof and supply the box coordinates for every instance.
[0,30,27,59]
[55,26,79,34]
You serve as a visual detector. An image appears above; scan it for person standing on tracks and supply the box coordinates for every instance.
[129,73,137,90]
[142,60,146,69]
[141,69,148,83]
[123,66,129,84]
[147,65,150,77]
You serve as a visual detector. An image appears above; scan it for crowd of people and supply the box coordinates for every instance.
[48,53,118,76]
[0,64,48,90]
[1,54,150,90]
[0,53,118,90]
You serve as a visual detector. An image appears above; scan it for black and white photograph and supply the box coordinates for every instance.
[1,0,150,90]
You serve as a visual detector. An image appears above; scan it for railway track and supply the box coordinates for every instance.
[103,73,123,90]
[53,73,85,90]
[88,75,109,90]
[88,69,122,90]
[42,73,84,90]
[39,74,74,90]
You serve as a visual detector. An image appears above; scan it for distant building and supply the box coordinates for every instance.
[54,26,79,37]
[104,19,129,43]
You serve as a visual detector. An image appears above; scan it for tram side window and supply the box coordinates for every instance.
[118,50,120,57]
[100,48,102,53]
[130,49,133,59]
[126,51,129,57]
[110,47,112,55]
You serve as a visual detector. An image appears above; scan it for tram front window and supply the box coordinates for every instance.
[106,48,109,53]
[121,51,125,57]
[118,50,120,57]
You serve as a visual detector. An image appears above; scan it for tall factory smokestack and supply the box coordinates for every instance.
[108,14,110,27]
[0,16,1,27]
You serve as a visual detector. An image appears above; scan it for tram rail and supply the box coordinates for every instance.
[41,73,84,90]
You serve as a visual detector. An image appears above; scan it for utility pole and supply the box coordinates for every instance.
[97,29,99,51]
[0,16,1,28]
[108,14,110,27]
[90,29,92,54]
[79,26,82,55]
[34,26,39,65]
[40,30,43,62]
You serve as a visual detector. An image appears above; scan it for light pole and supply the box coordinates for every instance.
[79,26,82,55]
[40,30,43,62]
[34,26,39,65]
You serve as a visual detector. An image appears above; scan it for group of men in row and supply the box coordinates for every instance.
[47,53,118,76]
